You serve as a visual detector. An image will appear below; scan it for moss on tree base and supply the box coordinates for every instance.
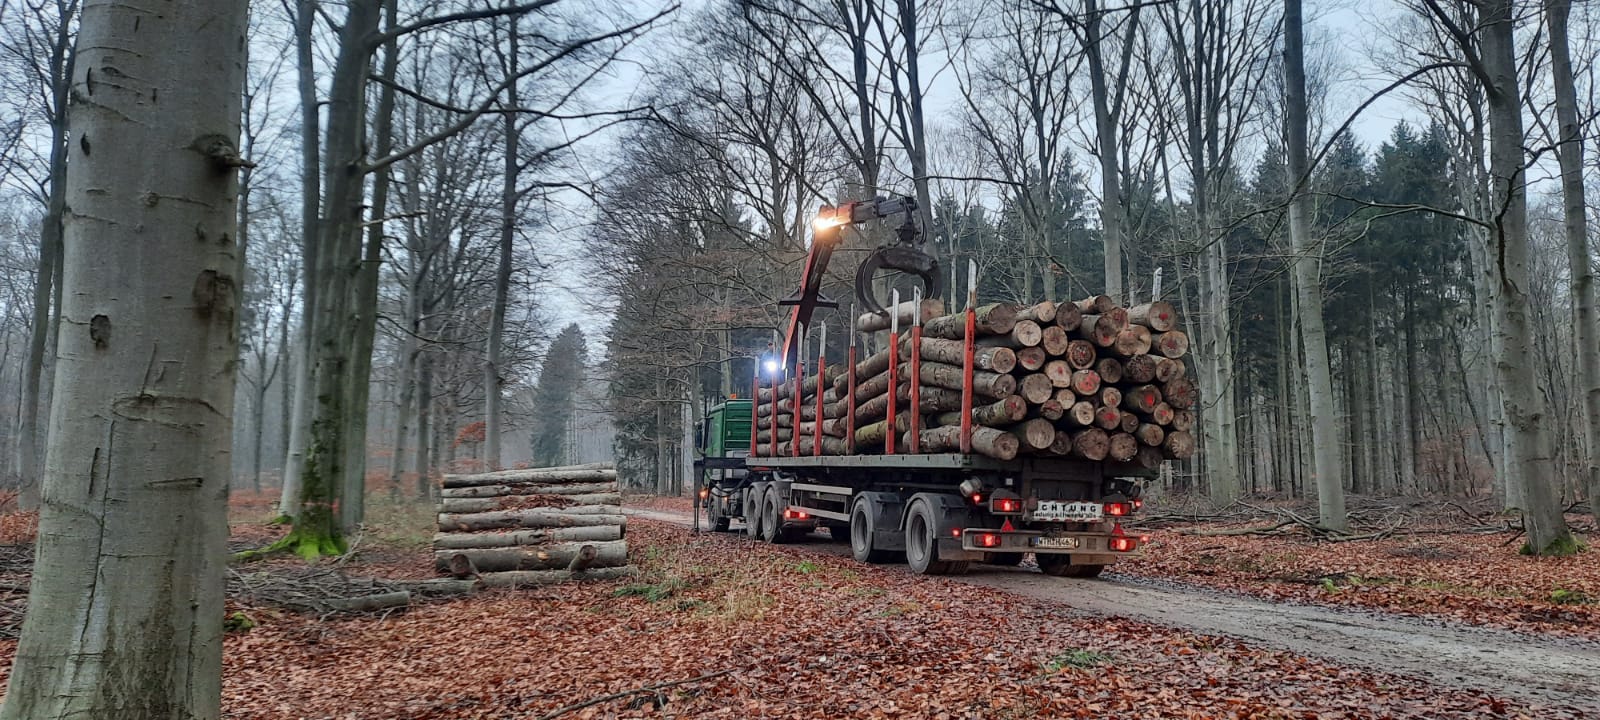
[1520,533,1587,557]
[232,526,347,563]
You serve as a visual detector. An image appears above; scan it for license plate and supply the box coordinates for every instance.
[1032,500,1103,522]
[1031,536,1080,549]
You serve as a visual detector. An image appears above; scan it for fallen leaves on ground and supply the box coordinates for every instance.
[1120,520,1599,639]
[0,520,1568,719]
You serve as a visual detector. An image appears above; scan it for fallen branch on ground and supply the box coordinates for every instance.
[534,669,735,720]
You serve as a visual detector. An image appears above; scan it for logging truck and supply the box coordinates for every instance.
[692,196,1189,577]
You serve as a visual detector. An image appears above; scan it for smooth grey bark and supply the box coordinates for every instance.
[1470,0,1576,554]
[17,0,76,512]
[486,17,520,473]
[278,0,320,519]
[0,0,245,715]
[1283,0,1346,531]
[1546,0,1600,517]
[1083,0,1128,303]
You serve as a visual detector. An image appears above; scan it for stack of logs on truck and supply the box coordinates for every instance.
[754,296,1196,467]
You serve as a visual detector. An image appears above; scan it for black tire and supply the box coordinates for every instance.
[760,486,784,543]
[987,552,1025,567]
[904,498,969,576]
[744,483,766,539]
[708,496,731,532]
[849,499,897,563]
[1038,555,1104,578]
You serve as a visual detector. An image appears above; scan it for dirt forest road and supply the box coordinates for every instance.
[627,507,1600,714]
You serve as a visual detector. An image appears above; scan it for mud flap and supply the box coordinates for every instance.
[911,493,985,562]
[856,491,906,551]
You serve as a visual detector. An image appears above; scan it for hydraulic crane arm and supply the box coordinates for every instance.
[776,195,943,372]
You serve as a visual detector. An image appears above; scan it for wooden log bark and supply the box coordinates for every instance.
[1123,354,1158,384]
[907,336,1017,373]
[1171,409,1195,432]
[1017,301,1057,324]
[1017,347,1048,371]
[924,303,1019,339]
[934,395,1028,428]
[1033,399,1065,421]
[1155,357,1187,382]
[1093,405,1122,431]
[1099,386,1123,409]
[1054,302,1083,331]
[1125,385,1164,414]
[438,494,621,514]
[859,298,944,332]
[855,386,966,423]
[1070,428,1110,460]
[1073,295,1114,314]
[1044,360,1074,388]
[1040,325,1070,356]
[1095,357,1125,385]
[822,418,849,438]
[914,425,1019,460]
[437,509,625,532]
[1163,430,1196,459]
[1153,330,1189,358]
[899,361,1017,399]
[1060,399,1096,427]
[440,482,617,499]
[1132,445,1165,469]
[1008,320,1043,347]
[476,565,638,588]
[1135,423,1167,447]
[1128,301,1178,332]
[1019,373,1054,404]
[325,592,413,612]
[1111,326,1153,357]
[1065,340,1097,370]
[1162,377,1197,409]
[433,525,623,550]
[435,540,629,573]
[1047,430,1075,456]
[1108,433,1140,462]
[1077,314,1120,347]
[787,435,848,455]
[755,429,793,444]
[443,465,616,488]
[1146,402,1176,426]
[1070,369,1102,396]
[1119,410,1140,433]
[1010,418,1057,450]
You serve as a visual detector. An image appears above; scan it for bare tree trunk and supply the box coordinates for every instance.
[17,5,75,511]
[415,353,435,498]
[1283,0,1346,531]
[278,0,320,520]
[0,1,244,714]
[1546,0,1600,516]
[1476,0,1576,554]
[1083,0,1124,303]
[486,18,519,473]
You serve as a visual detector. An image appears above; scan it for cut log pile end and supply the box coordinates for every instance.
[757,298,1199,468]
[434,462,635,585]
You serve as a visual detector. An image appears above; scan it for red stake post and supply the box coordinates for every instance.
[792,358,803,457]
[908,290,923,454]
[886,291,900,455]
[846,334,858,455]
[750,360,760,457]
[960,261,976,455]
[813,324,826,457]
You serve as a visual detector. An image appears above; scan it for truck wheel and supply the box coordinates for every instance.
[849,499,896,563]
[987,552,1025,567]
[760,486,784,544]
[708,497,731,532]
[904,498,969,576]
[744,483,767,539]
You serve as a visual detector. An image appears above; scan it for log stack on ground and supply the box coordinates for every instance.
[434,462,635,585]
[752,297,1198,469]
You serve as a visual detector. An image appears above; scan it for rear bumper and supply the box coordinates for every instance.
[957,529,1132,556]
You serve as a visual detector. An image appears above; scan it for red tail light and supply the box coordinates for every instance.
[971,493,983,504]
[782,509,810,520]
[1110,536,1137,552]
[1133,498,1143,510]
[974,532,1002,548]
[993,497,1022,513]
[1105,502,1130,517]
[699,488,709,500]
